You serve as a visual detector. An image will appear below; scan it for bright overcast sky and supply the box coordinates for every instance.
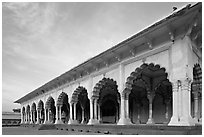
[2,2,196,112]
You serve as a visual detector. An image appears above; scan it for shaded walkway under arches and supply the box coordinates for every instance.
[124,63,172,125]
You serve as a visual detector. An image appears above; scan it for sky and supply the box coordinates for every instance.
[2,2,196,112]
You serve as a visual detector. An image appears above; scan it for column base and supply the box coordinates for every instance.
[55,120,64,124]
[168,116,180,126]
[36,121,40,124]
[87,119,100,125]
[68,119,78,124]
[179,116,195,126]
[117,117,132,125]
[146,118,155,125]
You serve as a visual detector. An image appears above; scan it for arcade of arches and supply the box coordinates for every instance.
[21,63,202,126]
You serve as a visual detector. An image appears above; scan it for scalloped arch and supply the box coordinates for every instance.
[123,63,168,96]
[45,96,55,109]
[71,86,87,103]
[57,92,68,106]
[31,102,36,111]
[92,77,118,98]
[37,100,44,110]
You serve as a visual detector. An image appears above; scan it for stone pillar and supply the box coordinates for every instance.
[97,104,100,122]
[33,110,36,124]
[55,106,59,124]
[88,99,95,124]
[179,79,195,126]
[117,91,132,125]
[44,109,47,124]
[94,99,98,120]
[20,109,24,124]
[69,102,78,124]
[193,91,199,123]
[73,103,76,120]
[48,109,50,122]
[81,107,85,124]
[39,110,42,124]
[25,112,27,123]
[169,81,179,125]
[59,106,62,121]
[178,81,182,120]
[68,103,73,124]
[146,92,155,125]
[36,110,39,124]
[30,111,33,124]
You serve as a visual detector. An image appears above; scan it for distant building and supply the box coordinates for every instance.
[2,109,21,126]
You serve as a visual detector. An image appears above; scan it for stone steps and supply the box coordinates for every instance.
[39,124,202,135]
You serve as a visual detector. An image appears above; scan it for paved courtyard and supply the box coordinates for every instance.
[2,126,99,135]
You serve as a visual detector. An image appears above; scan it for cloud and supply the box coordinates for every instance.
[3,3,57,38]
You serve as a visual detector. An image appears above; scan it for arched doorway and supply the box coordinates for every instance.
[93,78,120,124]
[191,63,202,123]
[37,100,44,124]
[71,86,90,124]
[125,63,172,125]
[56,92,70,124]
[31,103,37,123]
[45,96,56,124]
[26,105,30,123]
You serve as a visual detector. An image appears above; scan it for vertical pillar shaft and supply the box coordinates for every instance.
[117,92,132,125]
[81,108,85,124]
[125,98,129,119]
[48,109,50,122]
[73,103,77,120]
[88,99,94,124]
[33,111,36,123]
[20,109,23,124]
[70,103,73,120]
[30,111,33,124]
[180,79,194,125]
[94,99,98,120]
[44,109,47,124]
[59,106,62,121]
[193,92,199,121]
[97,104,100,121]
[178,81,182,119]
[36,110,39,124]
[147,93,155,125]
[169,82,179,125]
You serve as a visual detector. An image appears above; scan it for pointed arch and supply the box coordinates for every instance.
[31,103,36,111]
[71,86,90,124]
[124,63,168,96]
[26,105,30,113]
[38,100,44,110]
[125,63,172,124]
[45,96,55,109]
[57,92,68,106]
[71,86,87,103]
[92,77,120,124]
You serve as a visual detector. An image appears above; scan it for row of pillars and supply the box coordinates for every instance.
[169,79,201,126]
[21,80,201,126]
